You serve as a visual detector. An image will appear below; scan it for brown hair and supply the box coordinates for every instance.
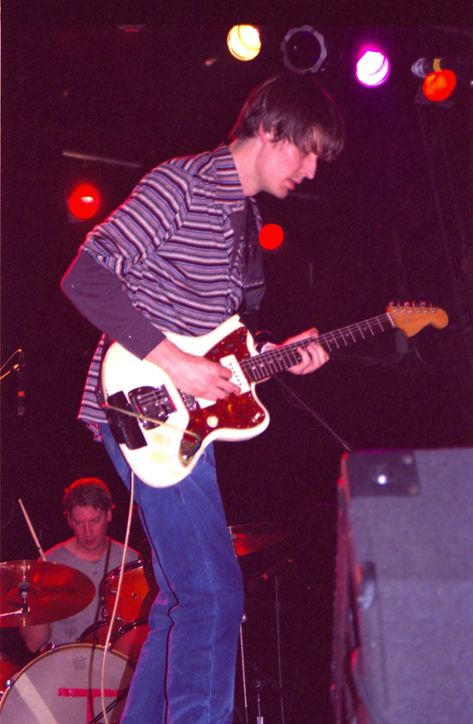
[62,477,114,515]
[229,73,345,161]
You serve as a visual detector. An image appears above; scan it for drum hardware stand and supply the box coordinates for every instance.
[239,562,290,723]
[236,613,250,724]
[0,580,31,622]
[18,581,30,616]
[250,661,283,724]
[274,572,286,724]
[0,500,48,623]
[237,612,283,724]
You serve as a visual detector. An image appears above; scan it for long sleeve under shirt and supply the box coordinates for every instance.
[61,144,264,432]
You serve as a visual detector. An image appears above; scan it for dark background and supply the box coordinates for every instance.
[2,4,472,722]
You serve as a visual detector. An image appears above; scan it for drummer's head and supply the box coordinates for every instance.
[62,478,115,556]
[62,477,114,516]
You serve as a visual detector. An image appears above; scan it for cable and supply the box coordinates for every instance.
[102,401,202,443]
[274,374,352,453]
[99,470,135,723]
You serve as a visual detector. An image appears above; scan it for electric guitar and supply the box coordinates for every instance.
[101,303,448,488]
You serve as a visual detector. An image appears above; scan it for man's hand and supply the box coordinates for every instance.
[145,338,240,400]
[280,328,329,375]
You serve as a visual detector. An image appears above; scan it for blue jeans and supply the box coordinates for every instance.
[100,424,244,723]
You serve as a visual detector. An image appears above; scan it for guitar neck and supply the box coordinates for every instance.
[242,312,395,382]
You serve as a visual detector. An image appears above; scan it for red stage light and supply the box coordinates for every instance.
[259,223,285,250]
[67,183,101,220]
[422,69,457,102]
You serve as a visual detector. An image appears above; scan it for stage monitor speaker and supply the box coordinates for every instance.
[332,447,473,724]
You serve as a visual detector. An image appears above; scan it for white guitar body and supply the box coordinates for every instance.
[101,304,448,489]
[101,315,270,488]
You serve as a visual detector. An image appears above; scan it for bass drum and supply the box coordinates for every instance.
[100,559,158,625]
[0,658,19,697]
[79,619,149,663]
[0,644,134,723]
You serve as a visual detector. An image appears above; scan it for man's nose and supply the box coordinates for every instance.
[303,154,318,179]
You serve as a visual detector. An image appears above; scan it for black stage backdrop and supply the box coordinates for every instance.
[2,6,472,722]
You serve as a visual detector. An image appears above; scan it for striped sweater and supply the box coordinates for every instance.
[62,144,264,429]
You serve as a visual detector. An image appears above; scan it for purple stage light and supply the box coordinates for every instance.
[355,49,390,87]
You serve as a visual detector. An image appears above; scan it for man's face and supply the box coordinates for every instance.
[68,505,111,555]
[255,130,318,198]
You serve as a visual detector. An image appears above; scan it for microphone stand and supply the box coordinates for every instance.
[0,349,24,383]
[1,348,26,417]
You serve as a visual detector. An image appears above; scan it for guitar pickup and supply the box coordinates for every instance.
[128,386,175,430]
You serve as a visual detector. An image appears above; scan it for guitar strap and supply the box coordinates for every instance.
[230,199,265,317]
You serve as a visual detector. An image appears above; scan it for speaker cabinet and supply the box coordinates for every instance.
[332,447,473,724]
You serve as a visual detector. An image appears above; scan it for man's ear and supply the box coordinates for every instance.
[106,509,112,524]
[258,123,274,143]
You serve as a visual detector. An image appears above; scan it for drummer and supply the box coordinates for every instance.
[20,477,140,652]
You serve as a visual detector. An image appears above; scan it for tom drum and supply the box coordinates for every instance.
[79,619,149,663]
[100,559,158,625]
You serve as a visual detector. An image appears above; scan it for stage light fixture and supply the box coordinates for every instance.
[227,25,261,62]
[355,49,390,87]
[422,69,457,102]
[67,182,101,221]
[281,26,327,74]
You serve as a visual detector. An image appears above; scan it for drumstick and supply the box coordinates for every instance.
[18,498,47,561]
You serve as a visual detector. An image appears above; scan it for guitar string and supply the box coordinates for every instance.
[251,305,437,372]
[113,307,429,409]
[135,311,397,399]
[241,313,394,375]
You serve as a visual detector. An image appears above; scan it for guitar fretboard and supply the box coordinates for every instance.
[241,312,395,382]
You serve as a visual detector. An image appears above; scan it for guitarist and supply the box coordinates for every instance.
[61,73,345,723]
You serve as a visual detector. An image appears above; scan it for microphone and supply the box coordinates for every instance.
[411,54,472,78]
[15,349,26,416]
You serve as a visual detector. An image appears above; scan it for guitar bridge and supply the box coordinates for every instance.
[128,386,175,430]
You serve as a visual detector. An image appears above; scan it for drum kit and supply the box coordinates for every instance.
[0,524,287,722]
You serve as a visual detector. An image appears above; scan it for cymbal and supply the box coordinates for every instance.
[229,523,287,557]
[0,559,95,627]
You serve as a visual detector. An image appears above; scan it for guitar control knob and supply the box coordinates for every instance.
[207,415,219,428]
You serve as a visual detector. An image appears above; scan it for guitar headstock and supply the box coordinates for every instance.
[387,302,449,338]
